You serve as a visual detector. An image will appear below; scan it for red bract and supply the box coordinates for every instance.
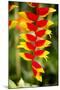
[36,7,49,15]
[26,12,38,21]
[25,53,34,59]
[32,61,41,68]
[32,61,44,81]
[36,40,45,47]
[36,20,48,27]
[36,30,46,37]
[35,50,44,56]
[27,23,37,31]
[32,3,38,7]
[26,42,35,50]
[26,34,36,41]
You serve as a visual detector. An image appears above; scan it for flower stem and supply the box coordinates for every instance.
[14,2,21,79]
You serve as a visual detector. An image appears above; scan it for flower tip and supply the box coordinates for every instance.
[46,40,52,45]
[47,20,54,27]
[49,8,56,13]
[17,11,26,16]
[36,75,42,82]
[37,68,45,73]
[46,29,52,34]
[45,51,50,55]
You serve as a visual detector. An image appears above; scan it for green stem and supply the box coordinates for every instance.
[14,2,21,79]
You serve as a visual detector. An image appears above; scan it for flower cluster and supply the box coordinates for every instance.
[9,2,56,82]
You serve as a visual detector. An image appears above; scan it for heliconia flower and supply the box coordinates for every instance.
[16,21,28,31]
[20,33,36,42]
[15,17,33,31]
[27,23,37,31]
[35,50,50,60]
[18,11,38,21]
[36,40,51,49]
[36,29,52,38]
[26,2,38,8]
[9,4,18,11]
[17,12,33,23]
[9,12,34,30]
[26,12,38,21]
[16,3,56,82]
[36,7,56,17]
[36,20,54,28]
[32,61,44,81]
[17,42,35,51]
[19,53,34,61]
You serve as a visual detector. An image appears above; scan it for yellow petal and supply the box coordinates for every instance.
[46,29,52,35]
[37,68,45,73]
[39,50,50,60]
[38,40,51,49]
[18,11,33,23]
[18,12,27,19]
[47,20,54,27]
[16,17,30,31]
[40,8,56,17]
[44,40,51,47]
[20,34,29,42]
[19,21,27,29]
[9,20,17,29]
[49,8,56,13]
[36,73,42,82]
[17,42,30,51]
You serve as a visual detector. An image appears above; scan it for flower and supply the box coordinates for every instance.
[13,2,56,82]
[36,7,56,17]
[19,53,34,61]
[32,61,44,81]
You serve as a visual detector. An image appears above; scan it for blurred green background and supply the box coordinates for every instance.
[9,1,58,88]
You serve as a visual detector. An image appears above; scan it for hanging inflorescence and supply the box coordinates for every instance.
[9,2,56,82]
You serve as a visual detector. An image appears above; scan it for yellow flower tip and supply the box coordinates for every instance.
[18,11,29,21]
[20,42,26,45]
[16,45,20,49]
[49,8,56,13]
[9,20,18,29]
[41,50,50,61]
[20,33,28,41]
[17,12,33,23]
[19,21,27,29]
[47,20,54,27]
[18,11,26,17]
[37,68,45,73]
[46,29,52,38]
[18,42,30,51]
[46,29,52,35]
[44,51,50,56]
[45,40,51,47]
[36,74,42,82]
